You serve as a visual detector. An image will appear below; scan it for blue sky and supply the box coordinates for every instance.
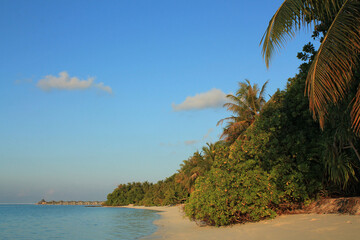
[0,0,316,203]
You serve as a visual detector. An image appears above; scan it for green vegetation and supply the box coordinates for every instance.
[217,80,268,144]
[105,1,360,226]
[261,0,360,134]
[184,144,278,226]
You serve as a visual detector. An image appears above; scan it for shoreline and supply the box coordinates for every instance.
[119,205,360,240]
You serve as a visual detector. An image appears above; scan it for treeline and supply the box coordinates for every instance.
[105,144,219,206]
[106,2,360,226]
[105,175,188,206]
[105,46,360,225]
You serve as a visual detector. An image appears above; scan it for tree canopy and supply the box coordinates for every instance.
[261,0,360,134]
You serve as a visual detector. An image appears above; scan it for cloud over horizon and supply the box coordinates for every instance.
[36,71,112,94]
[172,88,227,111]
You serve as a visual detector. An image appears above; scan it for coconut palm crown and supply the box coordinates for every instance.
[217,80,268,143]
[261,0,360,134]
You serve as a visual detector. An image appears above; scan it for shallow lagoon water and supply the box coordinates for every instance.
[0,204,160,240]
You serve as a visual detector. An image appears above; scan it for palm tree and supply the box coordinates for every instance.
[175,151,207,193]
[201,141,226,163]
[202,142,218,162]
[217,80,268,143]
[261,0,360,133]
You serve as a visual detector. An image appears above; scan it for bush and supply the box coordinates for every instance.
[185,146,277,226]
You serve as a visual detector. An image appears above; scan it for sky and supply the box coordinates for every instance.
[0,0,316,203]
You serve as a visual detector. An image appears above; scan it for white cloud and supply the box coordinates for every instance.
[184,140,198,146]
[94,82,113,94]
[172,88,227,111]
[36,71,112,94]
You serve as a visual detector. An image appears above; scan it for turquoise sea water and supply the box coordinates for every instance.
[0,204,160,240]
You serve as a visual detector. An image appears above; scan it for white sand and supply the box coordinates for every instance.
[124,205,360,240]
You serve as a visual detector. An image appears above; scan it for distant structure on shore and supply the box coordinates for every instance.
[36,199,104,206]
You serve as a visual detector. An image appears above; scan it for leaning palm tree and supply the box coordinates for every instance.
[261,0,360,133]
[217,80,268,143]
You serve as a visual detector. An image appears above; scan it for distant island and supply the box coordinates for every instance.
[36,199,104,206]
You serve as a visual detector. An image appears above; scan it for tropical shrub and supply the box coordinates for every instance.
[185,146,277,226]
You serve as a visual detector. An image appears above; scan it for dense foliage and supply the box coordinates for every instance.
[105,175,189,206]
[105,2,360,226]
[184,64,326,225]
[261,0,360,134]
[105,148,217,206]
[185,145,278,226]
[105,55,360,224]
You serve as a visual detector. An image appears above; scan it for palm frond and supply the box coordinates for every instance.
[306,0,360,129]
[223,102,243,114]
[260,0,347,67]
[218,80,268,143]
[225,94,242,105]
[259,81,269,102]
[351,84,360,133]
[315,0,347,19]
[325,143,357,189]
[216,116,237,126]
[260,0,309,68]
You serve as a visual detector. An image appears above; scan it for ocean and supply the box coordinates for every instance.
[0,204,160,240]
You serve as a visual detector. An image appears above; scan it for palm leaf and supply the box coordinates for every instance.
[262,0,360,134]
[217,116,237,126]
[260,0,344,68]
[260,0,309,68]
[351,86,360,133]
[325,143,357,189]
[218,80,268,142]
[223,102,243,114]
[306,0,360,129]
[259,81,268,99]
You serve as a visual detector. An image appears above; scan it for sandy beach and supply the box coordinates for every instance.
[123,205,360,240]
